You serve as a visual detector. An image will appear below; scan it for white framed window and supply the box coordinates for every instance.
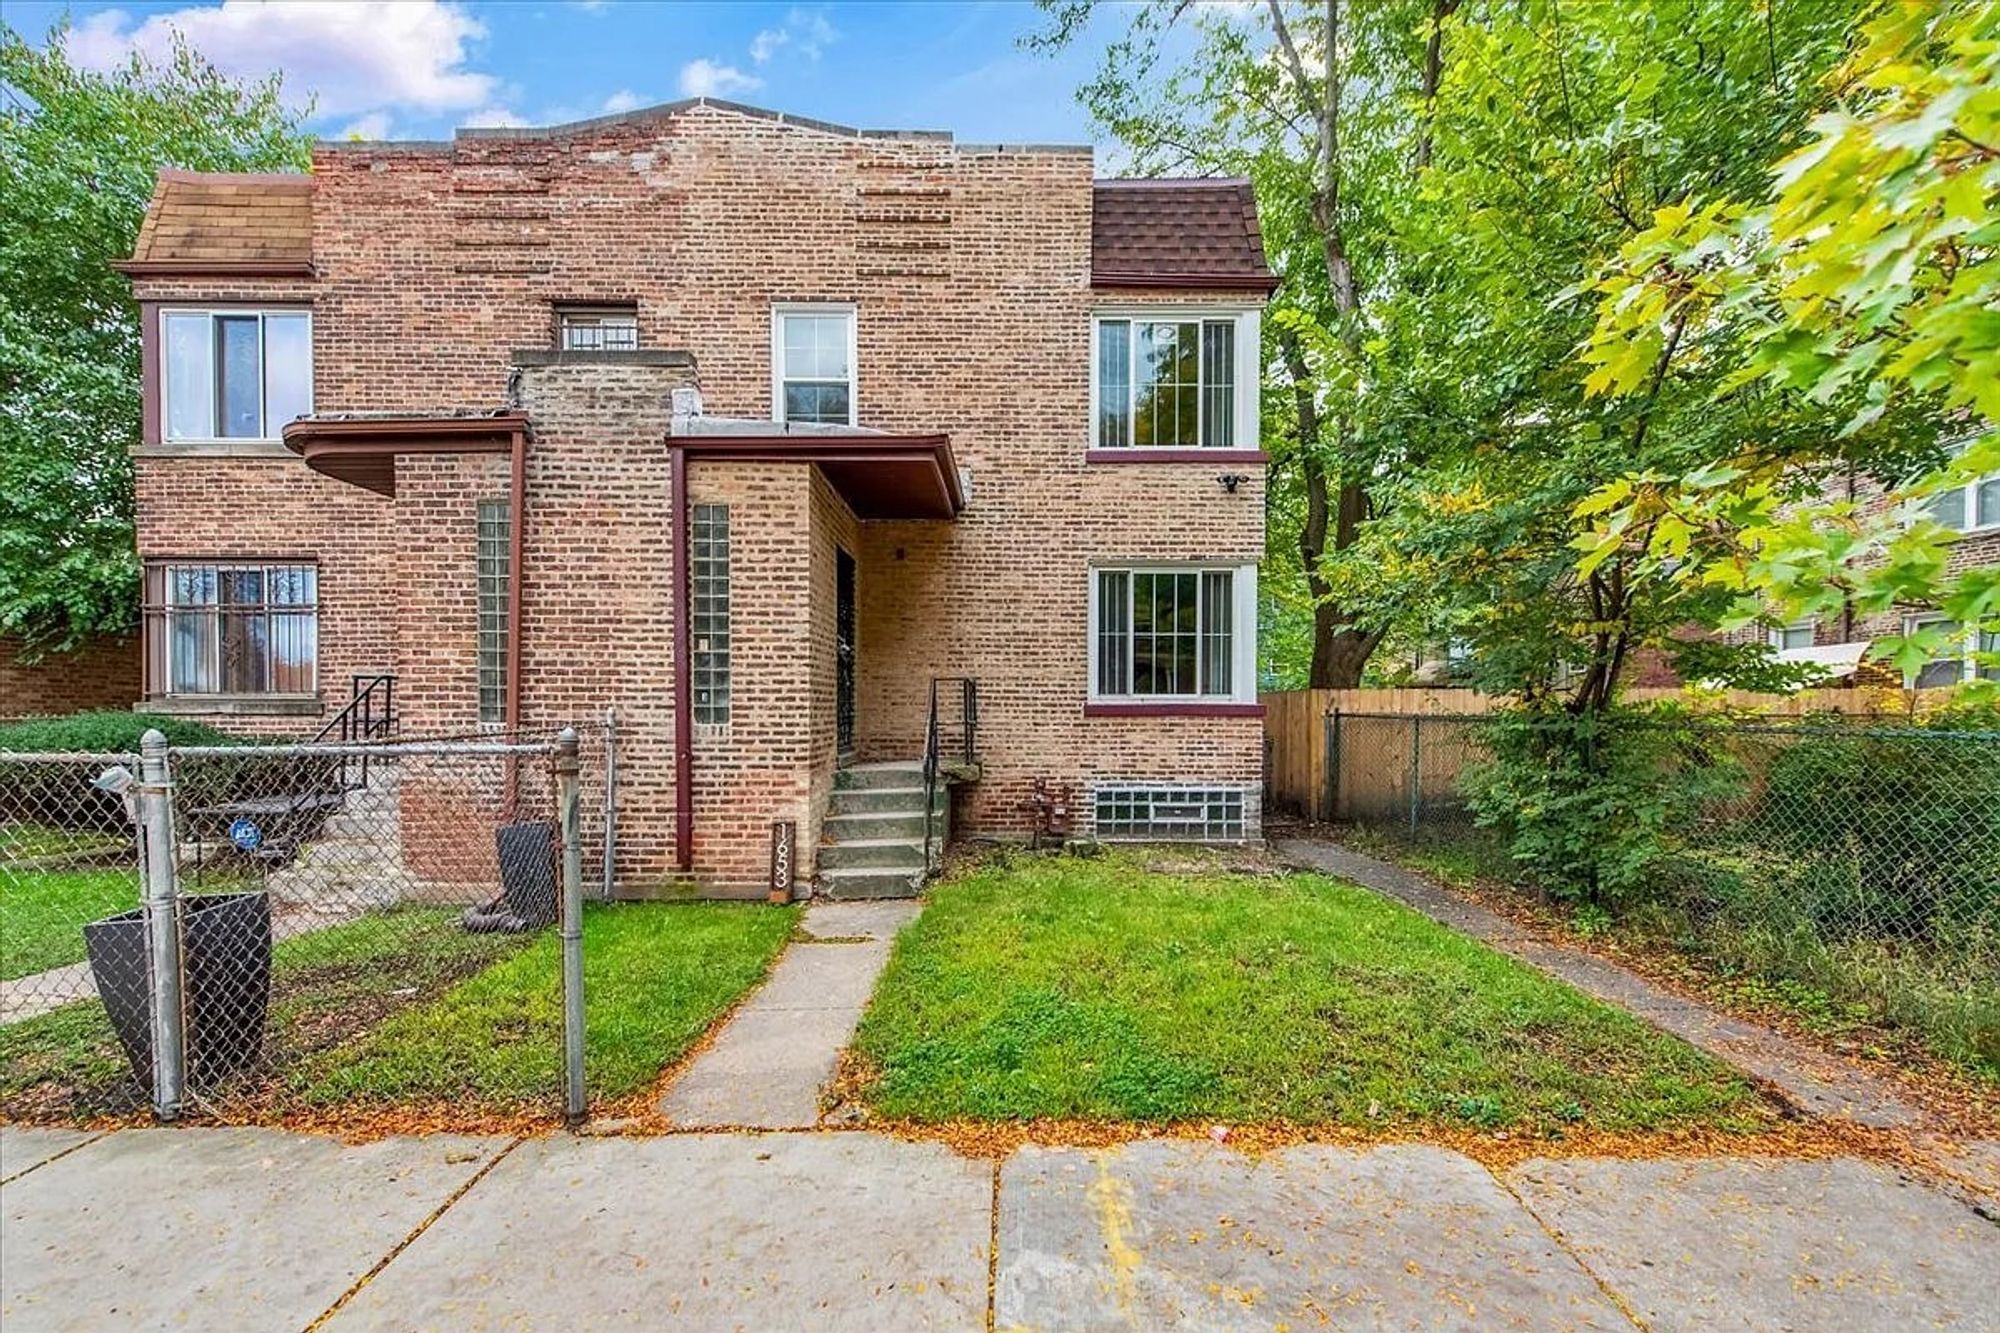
[772,304,857,426]
[1091,309,1259,450]
[1901,614,2000,686]
[1923,437,2000,534]
[1088,563,1258,702]
[144,561,318,696]
[161,308,312,441]
[557,305,639,351]
[1769,619,1815,652]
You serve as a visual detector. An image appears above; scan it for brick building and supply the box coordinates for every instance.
[117,99,1276,897]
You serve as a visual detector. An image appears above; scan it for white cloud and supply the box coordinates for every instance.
[66,1,497,119]
[599,89,645,115]
[750,8,837,65]
[462,105,530,128]
[336,111,394,140]
[677,59,763,99]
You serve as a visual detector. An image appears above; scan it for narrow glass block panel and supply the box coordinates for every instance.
[263,314,312,431]
[164,314,215,440]
[692,504,731,724]
[477,500,512,725]
[216,315,262,437]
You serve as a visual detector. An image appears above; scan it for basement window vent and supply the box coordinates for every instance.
[1093,785,1246,842]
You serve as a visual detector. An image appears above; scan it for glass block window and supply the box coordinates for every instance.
[144,562,317,696]
[1093,785,1247,842]
[161,309,312,440]
[774,307,855,426]
[692,504,731,725]
[477,500,511,725]
[1094,315,1244,448]
[1094,566,1242,698]
[557,305,639,351]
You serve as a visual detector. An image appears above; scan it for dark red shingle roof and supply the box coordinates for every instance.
[1091,178,1277,292]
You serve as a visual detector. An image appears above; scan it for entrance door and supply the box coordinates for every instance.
[836,548,857,757]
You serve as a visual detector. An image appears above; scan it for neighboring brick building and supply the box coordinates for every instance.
[0,634,140,720]
[117,99,1276,897]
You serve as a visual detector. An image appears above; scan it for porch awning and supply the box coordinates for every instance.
[675,424,964,520]
[282,412,526,497]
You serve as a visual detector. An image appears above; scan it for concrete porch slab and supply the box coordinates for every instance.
[997,1140,1625,1332]
[322,1131,990,1332]
[1507,1155,2000,1332]
[0,1127,505,1332]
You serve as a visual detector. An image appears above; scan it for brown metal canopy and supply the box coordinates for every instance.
[675,433,964,520]
[282,414,527,497]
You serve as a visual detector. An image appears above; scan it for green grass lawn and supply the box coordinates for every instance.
[854,851,1770,1133]
[298,901,798,1107]
[0,868,141,981]
[1,900,796,1120]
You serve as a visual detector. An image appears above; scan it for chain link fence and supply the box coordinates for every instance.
[1327,710,2000,1068]
[2,727,602,1124]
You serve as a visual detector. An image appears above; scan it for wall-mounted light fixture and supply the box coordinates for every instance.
[1217,473,1251,494]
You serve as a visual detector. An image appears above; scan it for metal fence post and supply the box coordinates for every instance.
[600,705,618,902]
[556,728,587,1127]
[1324,709,1342,823]
[1408,716,1422,833]
[138,729,187,1121]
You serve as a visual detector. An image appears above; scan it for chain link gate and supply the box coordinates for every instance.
[2,727,600,1125]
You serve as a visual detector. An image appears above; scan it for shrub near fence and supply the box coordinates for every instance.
[1327,709,2000,1078]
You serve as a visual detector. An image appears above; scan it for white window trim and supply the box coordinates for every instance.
[1089,308,1260,452]
[1768,618,1815,652]
[159,306,314,445]
[1086,561,1258,704]
[1921,435,2000,537]
[1900,613,1989,687]
[770,302,858,427]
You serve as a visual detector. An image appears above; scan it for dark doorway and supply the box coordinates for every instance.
[836,548,857,757]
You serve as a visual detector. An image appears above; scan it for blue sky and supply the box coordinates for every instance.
[7,1,1155,151]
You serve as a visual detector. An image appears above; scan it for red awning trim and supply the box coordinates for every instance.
[674,432,964,520]
[282,414,526,497]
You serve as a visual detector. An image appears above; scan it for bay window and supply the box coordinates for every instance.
[1090,564,1256,702]
[1093,311,1258,451]
[145,562,318,696]
[161,308,312,441]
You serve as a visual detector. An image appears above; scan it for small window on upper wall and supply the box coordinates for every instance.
[557,305,639,352]
[1093,311,1257,450]
[773,305,855,427]
[162,309,312,441]
[1923,435,2000,534]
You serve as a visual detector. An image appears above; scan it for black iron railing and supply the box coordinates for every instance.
[921,677,978,873]
[313,673,398,790]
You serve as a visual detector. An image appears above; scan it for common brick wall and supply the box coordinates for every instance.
[127,103,1270,889]
[0,634,141,720]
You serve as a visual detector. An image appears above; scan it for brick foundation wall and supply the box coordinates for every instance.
[0,634,142,720]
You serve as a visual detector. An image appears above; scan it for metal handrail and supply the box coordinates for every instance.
[312,673,397,790]
[920,677,978,875]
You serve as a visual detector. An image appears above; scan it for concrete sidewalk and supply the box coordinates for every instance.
[4,1125,1995,1331]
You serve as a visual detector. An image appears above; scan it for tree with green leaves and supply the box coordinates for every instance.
[0,24,309,654]
[1574,0,1998,695]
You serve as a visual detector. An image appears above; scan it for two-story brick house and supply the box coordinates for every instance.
[117,99,1276,897]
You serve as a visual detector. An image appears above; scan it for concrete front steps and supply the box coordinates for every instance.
[817,761,945,901]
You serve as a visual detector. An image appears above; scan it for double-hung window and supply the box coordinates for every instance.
[1769,620,1815,652]
[1904,614,2000,686]
[145,561,318,696]
[1090,565,1256,702]
[1924,438,2000,535]
[772,305,856,426]
[161,308,312,441]
[1093,311,1258,450]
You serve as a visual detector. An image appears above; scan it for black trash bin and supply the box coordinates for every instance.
[85,890,273,1088]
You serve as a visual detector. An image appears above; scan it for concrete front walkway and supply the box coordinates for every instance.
[5,1125,1996,1331]
[656,899,918,1129]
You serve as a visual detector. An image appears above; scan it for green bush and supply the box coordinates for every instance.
[1459,708,1746,904]
[0,711,239,753]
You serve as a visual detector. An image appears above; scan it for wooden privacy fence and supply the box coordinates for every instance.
[1261,686,1926,822]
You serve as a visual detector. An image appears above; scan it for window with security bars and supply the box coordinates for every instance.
[693,504,731,724]
[1094,567,1237,698]
[1094,785,1247,841]
[144,562,317,696]
[557,306,639,351]
[477,500,511,724]
[1094,317,1241,448]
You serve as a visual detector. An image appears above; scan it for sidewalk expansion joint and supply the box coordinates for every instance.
[0,1130,108,1186]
